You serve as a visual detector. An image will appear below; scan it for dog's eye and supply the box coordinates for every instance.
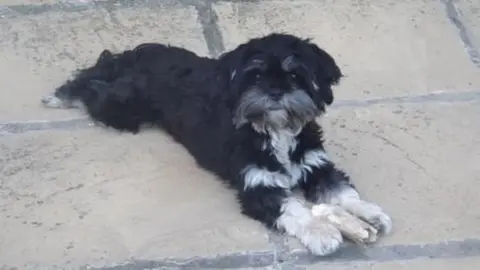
[255,73,261,79]
[290,74,297,79]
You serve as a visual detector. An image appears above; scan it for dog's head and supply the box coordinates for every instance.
[220,33,342,132]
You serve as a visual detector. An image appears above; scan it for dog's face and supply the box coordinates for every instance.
[223,34,342,132]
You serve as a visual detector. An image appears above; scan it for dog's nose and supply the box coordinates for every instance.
[270,90,283,101]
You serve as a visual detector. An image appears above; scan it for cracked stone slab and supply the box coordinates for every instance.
[0,1,208,122]
[2,101,480,269]
[303,257,480,270]
[0,128,271,269]
[285,101,480,252]
[214,0,480,101]
[454,0,480,63]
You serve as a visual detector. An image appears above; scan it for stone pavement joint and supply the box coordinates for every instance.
[1,90,479,136]
[86,239,480,270]
[0,118,93,135]
[331,89,480,108]
[189,0,226,57]
[267,231,290,266]
[441,0,480,68]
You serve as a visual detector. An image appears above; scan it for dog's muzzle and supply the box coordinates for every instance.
[234,87,319,132]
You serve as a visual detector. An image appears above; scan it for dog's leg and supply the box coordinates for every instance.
[301,160,392,243]
[238,186,343,256]
[41,62,152,133]
[41,83,86,110]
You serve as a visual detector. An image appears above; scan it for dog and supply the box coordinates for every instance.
[41,33,392,256]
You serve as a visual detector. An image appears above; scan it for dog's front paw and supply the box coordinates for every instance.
[299,219,343,256]
[363,207,392,236]
[347,202,392,236]
[312,204,378,245]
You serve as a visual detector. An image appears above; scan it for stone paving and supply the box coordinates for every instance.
[1,0,480,269]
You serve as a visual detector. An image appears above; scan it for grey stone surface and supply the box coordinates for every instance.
[214,0,480,101]
[1,0,480,269]
[0,1,208,122]
[0,128,271,269]
[285,101,480,253]
[2,102,480,269]
[323,102,480,245]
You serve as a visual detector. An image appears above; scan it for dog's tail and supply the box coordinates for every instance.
[41,49,157,133]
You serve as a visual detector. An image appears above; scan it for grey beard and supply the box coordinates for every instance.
[233,87,320,132]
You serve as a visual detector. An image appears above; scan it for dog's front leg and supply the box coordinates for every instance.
[300,156,393,243]
[237,185,343,256]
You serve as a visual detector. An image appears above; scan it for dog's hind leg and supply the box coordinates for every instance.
[41,82,88,110]
[42,50,115,110]
[41,50,153,133]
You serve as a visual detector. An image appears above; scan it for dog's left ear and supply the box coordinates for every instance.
[306,42,343,105]
[217,44,248,89]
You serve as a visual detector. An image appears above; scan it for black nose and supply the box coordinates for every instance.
[270,90,283,101]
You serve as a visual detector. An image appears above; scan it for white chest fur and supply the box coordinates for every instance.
[268,130,297,164]
[243,129,314,189]
[267,130,303,187]
[243,127,330,190]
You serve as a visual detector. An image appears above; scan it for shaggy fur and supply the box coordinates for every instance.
[42,33,392,255]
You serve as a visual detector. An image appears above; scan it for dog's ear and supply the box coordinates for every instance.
[306,42,343,105]
[216,44,250,112]
[217,43,249,83]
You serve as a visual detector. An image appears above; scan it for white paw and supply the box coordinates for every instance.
[41,95,84,109]
[364,208,392,236]
[347,201,392,236]
[300,219,343,256]
[41,95,68,108]
[312,204,378,245]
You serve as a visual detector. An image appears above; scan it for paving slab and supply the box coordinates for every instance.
[285,101,480,251]
[303,257,480,270]
[2,100,480,269]
[1,0,480,269]
[0,1,208,122]
[0,128,271,269]
[214,0,480,101]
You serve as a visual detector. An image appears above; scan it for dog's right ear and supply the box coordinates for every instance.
[97,50,114,63]
[305,42,343,106]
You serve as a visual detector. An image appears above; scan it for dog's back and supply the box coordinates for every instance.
[42,43,217,133]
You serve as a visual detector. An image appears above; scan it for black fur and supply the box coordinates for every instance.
[46,33,353,233]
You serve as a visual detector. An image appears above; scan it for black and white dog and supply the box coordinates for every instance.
[41,33,392,255]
